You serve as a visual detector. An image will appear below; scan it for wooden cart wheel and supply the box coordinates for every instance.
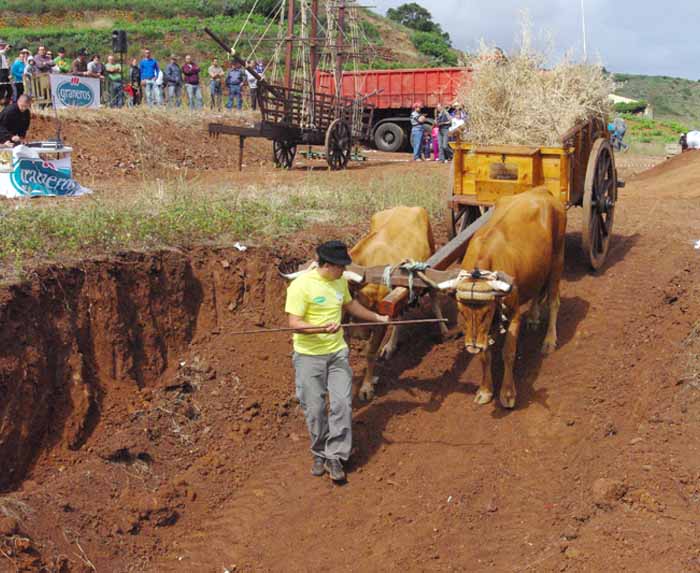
[325,119,352,170]
[582,138,617,270]
[273,140,297,169]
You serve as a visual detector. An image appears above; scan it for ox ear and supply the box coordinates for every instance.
[489,272,513,294]
[487,279,512,294]
[279,260,318,280]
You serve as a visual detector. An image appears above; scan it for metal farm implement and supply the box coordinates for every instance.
[205,0,386,171]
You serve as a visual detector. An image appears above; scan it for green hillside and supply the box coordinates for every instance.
[613,73,700,127]
[0,2,461,70]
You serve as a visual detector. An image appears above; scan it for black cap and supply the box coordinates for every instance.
[316,240,352,266]
[78,48,87,56]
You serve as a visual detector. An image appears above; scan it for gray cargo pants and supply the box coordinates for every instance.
[292,348,353,461]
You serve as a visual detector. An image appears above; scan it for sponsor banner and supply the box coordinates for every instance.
[49,74,100,109]
[0,145,92,197]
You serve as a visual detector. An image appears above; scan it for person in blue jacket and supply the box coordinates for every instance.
[139,48,161,106]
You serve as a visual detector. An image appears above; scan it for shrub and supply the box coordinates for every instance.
[411,31,457,66]
[613,100,647,114]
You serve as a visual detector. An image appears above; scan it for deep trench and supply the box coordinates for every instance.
[0,246,291,492]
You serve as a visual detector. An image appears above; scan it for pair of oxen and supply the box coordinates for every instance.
[285,187,566,409]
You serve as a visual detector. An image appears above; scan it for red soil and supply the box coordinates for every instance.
[1,144,699,572]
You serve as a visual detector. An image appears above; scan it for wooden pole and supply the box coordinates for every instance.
[284,0,295,91]
[310,0,318,92]
[334,0,345,99]
[230,318,448,335]
[238,136,245,171]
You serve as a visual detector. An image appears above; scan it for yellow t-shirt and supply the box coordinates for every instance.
[285,269,352,355]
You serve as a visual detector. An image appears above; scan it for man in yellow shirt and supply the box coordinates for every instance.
[285,240,388,482]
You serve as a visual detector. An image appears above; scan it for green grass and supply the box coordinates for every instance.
[620,114,688,154]
[0,170,447,276]
[614,73,700,126]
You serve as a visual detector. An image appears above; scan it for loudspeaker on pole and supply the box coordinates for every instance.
[111,30,128,53]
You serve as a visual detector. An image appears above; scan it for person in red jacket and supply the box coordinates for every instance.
[182,54,202,110]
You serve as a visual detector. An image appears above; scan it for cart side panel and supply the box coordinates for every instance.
[452,145,478,199]
[473,150,540,204]
[540,147,571,205]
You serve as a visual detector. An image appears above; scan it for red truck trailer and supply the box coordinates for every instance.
[317,67,471,152]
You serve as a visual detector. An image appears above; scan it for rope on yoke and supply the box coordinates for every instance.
[382,259,434,303]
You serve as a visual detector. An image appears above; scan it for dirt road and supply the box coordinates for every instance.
[1,151,699,573]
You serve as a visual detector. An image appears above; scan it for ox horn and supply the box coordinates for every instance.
[279,260,318,280]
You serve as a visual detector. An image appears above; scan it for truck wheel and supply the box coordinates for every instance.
[374,123,405,152]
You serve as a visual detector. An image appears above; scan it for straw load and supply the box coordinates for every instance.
[456,34,614,146]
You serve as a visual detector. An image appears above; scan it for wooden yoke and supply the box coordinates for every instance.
[376,210,493,316]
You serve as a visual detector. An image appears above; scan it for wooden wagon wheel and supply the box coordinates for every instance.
[582,138,617,270]
[325,119,352,170]
[273,140,297,169]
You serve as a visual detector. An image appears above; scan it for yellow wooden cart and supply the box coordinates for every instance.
[447,117,622,270]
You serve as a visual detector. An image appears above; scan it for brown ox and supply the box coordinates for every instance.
[439,187,566,408]
[350,206,449,400]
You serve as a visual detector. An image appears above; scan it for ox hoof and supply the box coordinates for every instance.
[474,389,493,405]
[499,390,516,409]
[359,378,378,401]
[541,339,557,355]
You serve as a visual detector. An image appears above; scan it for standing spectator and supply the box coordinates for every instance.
[245,60,260,110]
[33,45,54,74]
[87,54,104,78]
[182,54,202,110]
[435,102,452,163]
[422,121,432,160]
[129,57,141,106]
[410,102,426,161]
[11,49,29,102]
[254,59,265,76]
[164,55,183,108]
[0,40,12,104]
[225,60,244,111]
[431,122,439,161]
[208,57,224,111]
[71,49,89,76]
[155,66,165,105]
[23,56,37,96]
[52,48,71,74]
[139,48,160,106]
[104,54,123,108]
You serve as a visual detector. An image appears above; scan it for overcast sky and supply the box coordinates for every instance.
[370,0,700,80]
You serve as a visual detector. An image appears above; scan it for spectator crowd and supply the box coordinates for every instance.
[410,101,468,163]
[0,38,266,111]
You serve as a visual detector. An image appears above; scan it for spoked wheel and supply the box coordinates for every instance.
[273,140,297,169]
[325,119,352,170]
[582,138,617,271]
